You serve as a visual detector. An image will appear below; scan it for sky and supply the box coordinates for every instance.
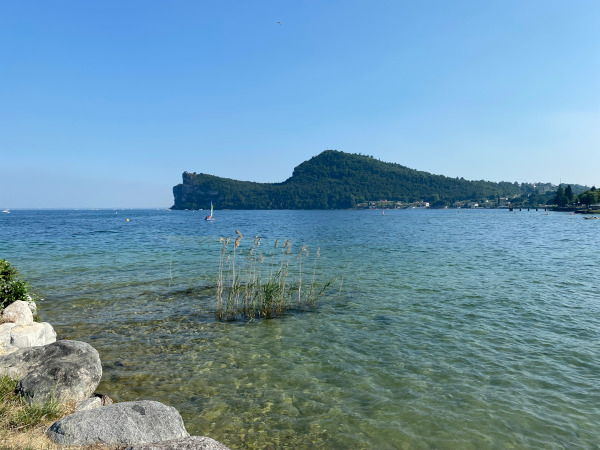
[1,0,599,208]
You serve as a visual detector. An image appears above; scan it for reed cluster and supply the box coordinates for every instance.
[216,230,334,321]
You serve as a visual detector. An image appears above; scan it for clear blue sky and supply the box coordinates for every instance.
[1,0,599,208]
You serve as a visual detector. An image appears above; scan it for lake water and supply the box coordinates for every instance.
[1,209,599,449]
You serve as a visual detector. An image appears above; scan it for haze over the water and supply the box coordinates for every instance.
[1,1,598,209]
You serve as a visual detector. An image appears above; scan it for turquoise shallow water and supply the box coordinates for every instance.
[1,209,599,448]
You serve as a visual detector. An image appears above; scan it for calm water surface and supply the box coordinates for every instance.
[1,209,599,449]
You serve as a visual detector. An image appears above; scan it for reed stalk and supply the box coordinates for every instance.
[215,232,335,321]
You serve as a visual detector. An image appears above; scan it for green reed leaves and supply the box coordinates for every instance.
[216,232,335,321]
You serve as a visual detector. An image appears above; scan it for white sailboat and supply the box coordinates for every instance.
[204,201,214,221]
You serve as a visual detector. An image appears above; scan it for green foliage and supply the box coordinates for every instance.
[565,185,574,202]
[216,231,335,321]
[173,150,554,210]
[579,190,599,207]
[0,375,64,431]
[554,185,568,207]
[0,260,32,310]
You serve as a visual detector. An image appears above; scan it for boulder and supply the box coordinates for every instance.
[10,322,56,348]
[75,396,102,412]
[47,400,190,446]
[1,300,33,325]
[126,436,231,450]
[0,323,17,355]
[0,322,57,356]
[0,340,102,404]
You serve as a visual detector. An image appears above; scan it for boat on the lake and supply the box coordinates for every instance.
[205,201,214,221]
[1,209,9,214]
[583,216,598,220]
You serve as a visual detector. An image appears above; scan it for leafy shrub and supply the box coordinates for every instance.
[0,259,31,310]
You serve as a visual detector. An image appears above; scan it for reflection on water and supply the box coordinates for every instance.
[2,209,600,448]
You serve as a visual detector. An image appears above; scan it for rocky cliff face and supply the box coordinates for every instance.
[172,172,221,210]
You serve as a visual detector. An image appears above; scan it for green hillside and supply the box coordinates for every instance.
[171,150,551,209]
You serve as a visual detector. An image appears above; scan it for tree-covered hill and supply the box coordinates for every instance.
[171,150,557,209]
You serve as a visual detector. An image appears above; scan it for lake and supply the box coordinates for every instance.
[1,209,599,448]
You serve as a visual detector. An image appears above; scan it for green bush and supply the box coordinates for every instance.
[0,260,31,310]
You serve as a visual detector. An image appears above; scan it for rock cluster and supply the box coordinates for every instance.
[0,300,57,355]
[0,301,230,449]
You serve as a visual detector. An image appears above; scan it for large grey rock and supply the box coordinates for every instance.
[0,340,102,404]
[1,300,33,325]
[127,436,230,450]
[47,400,190,446]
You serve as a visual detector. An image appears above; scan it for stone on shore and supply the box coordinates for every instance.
[1,300,33,325]
[10,322,56,348]
[126,436,231,450]
[47,400,190,446]
[75,396,102,412]
[0,323,17,354]
[0,340,102,404]
[0,321,57,356]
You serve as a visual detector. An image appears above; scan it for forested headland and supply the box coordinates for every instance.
[171,150,584,210]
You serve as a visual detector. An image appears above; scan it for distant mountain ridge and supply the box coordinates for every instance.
[171,150,561,210]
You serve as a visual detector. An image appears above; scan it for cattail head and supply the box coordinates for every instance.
[316,247,320,258]
[274,239,279,249]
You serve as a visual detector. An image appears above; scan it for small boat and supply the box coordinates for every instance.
[1,209,9,214]
[205,201,214,221]
[583,216,598,220]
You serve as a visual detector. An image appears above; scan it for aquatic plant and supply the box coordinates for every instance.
[216,232,335,321]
